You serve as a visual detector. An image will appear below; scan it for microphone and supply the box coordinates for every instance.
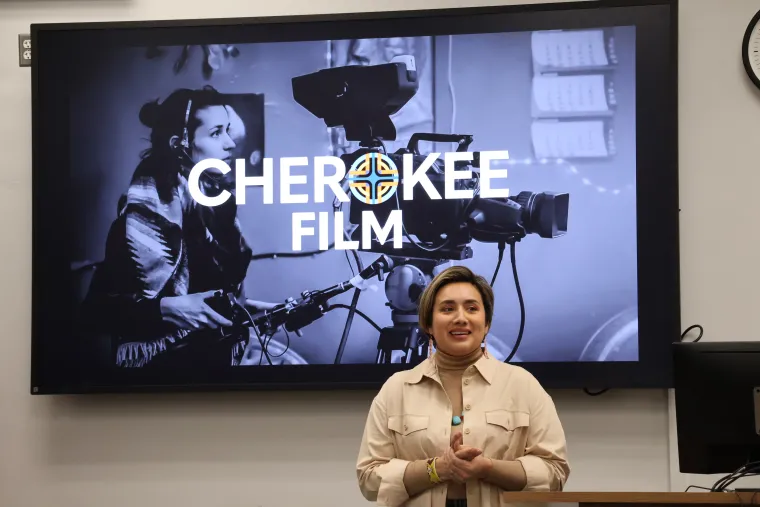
[318,254,395,299]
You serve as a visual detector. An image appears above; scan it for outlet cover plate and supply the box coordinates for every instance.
[18,34,31,67]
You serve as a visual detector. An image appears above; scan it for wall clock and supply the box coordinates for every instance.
[742,8,760,89]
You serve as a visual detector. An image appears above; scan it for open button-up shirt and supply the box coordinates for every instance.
[356,353,570,507]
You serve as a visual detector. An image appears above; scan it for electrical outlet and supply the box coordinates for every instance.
[18,34,31,67]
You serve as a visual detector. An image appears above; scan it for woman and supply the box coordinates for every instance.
[356,265,570,507]
[80,85,276,371]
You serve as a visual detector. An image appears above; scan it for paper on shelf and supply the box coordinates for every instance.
[532,74,609,114]
[531,30,609,69]
[531,120,609,159]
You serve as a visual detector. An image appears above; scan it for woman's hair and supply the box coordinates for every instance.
[417,265,495,331]
[136,85,231,201]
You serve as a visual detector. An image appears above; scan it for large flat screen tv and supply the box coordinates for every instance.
[29,0,680,394]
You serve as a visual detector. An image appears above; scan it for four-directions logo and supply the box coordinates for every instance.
[347,153,399,205]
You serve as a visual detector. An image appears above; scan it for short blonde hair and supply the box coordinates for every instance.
[417,265,494,332]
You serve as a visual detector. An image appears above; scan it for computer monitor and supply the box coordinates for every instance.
[673,341,760,475]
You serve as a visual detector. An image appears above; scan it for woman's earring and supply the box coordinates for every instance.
[428,337,434,358]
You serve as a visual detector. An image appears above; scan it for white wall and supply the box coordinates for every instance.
[0,0,758,505]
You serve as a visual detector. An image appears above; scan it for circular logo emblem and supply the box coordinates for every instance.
[347,153,400,205]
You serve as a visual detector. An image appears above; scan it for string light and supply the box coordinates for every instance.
[502,156,628,195]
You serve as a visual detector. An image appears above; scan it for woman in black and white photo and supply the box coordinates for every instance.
[79,85,277,372]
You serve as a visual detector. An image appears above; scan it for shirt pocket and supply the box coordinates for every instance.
[483,409,530,459]
[387,414,431,459]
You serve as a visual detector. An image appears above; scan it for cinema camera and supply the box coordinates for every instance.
[203,57,569,367]
[287,56,570,364]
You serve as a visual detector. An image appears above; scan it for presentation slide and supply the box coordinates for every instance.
[66,27,638,373]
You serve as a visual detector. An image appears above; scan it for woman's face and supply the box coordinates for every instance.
[189,105,238,173]
[426,282,489,357]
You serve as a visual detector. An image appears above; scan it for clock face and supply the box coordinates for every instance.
[743,10,760,89]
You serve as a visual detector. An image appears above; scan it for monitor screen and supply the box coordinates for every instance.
[673,341,760,475]
[30,0,680,394]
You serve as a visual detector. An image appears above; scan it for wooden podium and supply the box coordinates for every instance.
[500,491,758,507]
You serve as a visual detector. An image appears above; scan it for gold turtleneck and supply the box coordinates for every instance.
[434,346,485,423]
[403,346,485,499]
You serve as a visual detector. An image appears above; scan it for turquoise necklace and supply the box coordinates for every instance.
[452,411,465,426]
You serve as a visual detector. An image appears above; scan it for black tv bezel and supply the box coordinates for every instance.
[29,0,680,395]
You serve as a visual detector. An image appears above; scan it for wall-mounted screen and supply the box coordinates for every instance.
[30,0,680,394]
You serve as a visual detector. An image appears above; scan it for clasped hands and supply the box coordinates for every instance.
[435,431,493,483]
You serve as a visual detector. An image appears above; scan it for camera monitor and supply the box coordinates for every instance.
[30,0,680,394]
[673,341,760,476]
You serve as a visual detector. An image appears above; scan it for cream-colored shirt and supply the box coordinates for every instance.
[356,352,570,507]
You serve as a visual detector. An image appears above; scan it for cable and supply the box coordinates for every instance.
[578,323,707,397]
[334,288,361,364]
[326,303,383,333]
[344,250,355,276]
[235,302,274,365]
[684,486,712,492]
[710,461,760,492]
[266,329,290,359]
[496,241,524,364]
[332,245,365,365]
[680,324,703,342]
[490,240,506,286]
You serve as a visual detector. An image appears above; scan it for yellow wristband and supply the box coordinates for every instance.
[427,458,441,483]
